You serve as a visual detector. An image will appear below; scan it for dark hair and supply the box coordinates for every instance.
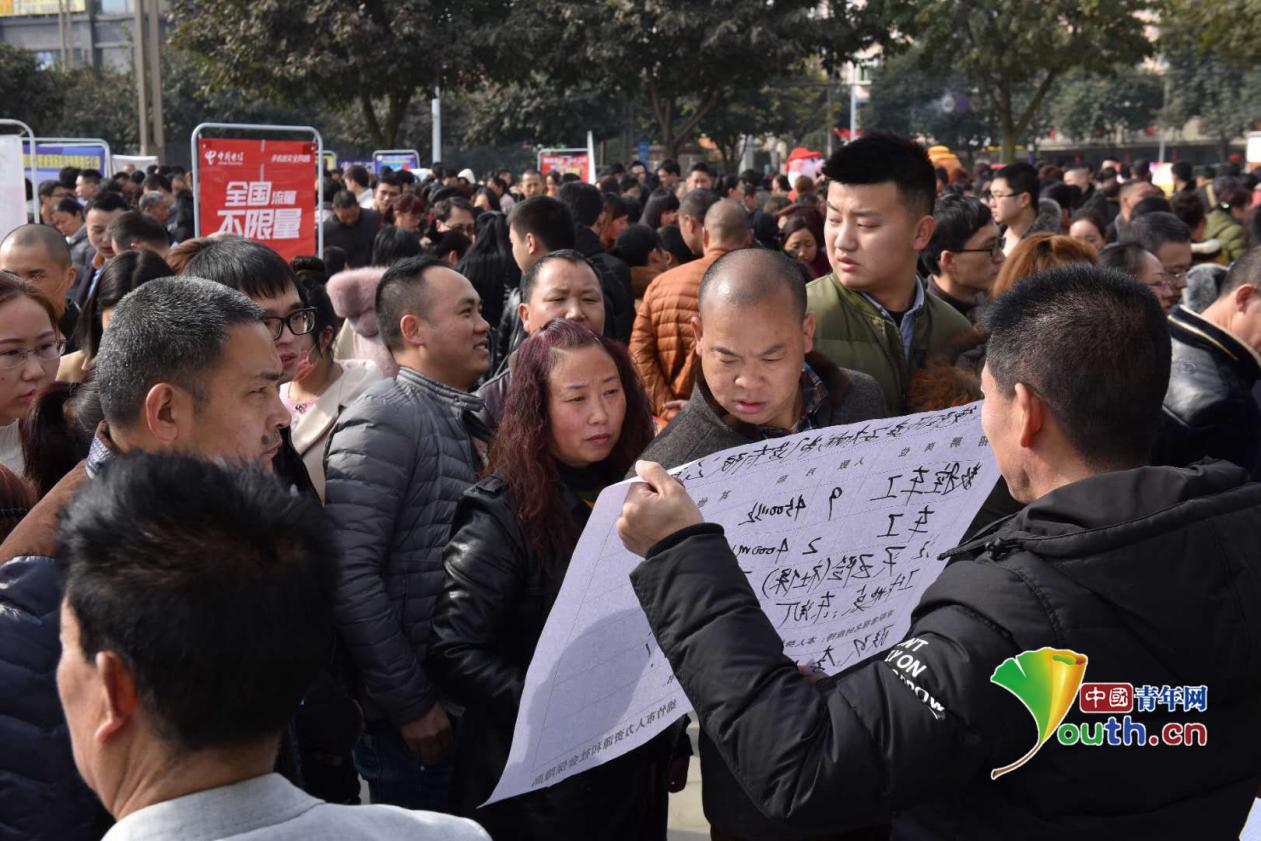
[473,185,502,213]
[1171,161,1193,183]
[1170,191,1206,232]
[322,246,348,277]
[456,212,519,327]
[1130,195,1173,219]
[657,160,681,176]
[983,265,1170,468]
[57,453,337,752]
[822,131,936,217]
[95,278,265,426]
[85,192,129,215]
[992,162,1039,200]
[557,182,604,227]
[37,180,63,200]
[434,196,473,223]
[507,196,575,252]
[1069,208,1107,240]
[332,189,359,210]
[779,210,824,259]
[689,161,713,176]
[0,269,58,334]
[345,165,371,189]
[300,277,339,360]
[106,211,169,251]
[641,188,680,230]
[923,194,993,274]
[658,224,693,266]
[1124,211,1191,254]
[611,224,662,268]
[700,248,808,319]
[429,230,471,263]
[679,188,720,223]
[22,380,100,500]
[1132,159,1151,179]
[142,173,171,193]
[392,192,425,219]
[488,319,652,564]
[372,226,422,268]
[290,255,328,287]
[375,254,449,351]
[618,174,640,194]
[1041,182,1082,213]
[1098,241,1154,279]
[1217,184,1250,211]
[519,249,600,302]
[77,250,173,360]
[54,196,84,217]
[78,169,102,185]
[183,238,299,301]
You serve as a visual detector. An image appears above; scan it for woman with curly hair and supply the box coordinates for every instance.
[428,318,681,840]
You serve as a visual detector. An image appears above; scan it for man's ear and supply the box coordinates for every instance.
[1234,282,1256,313]
[95,651,138,745]
[142,383,182,444]
[525,232,539,256]
[937,250,955,277]
[912,215,935,252]
[400,313,424,348]
[1013,382,1046,449]
[801,312,816,354]
[701,227,712,250]
[689,314,704,346]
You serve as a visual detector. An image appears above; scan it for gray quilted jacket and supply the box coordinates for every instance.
[324,366,487,726]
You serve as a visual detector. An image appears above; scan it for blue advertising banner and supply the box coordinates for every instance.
[23,141,109,185]
[372,150,421,174]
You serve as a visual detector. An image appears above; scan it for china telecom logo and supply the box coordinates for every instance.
[989,647,1208,779]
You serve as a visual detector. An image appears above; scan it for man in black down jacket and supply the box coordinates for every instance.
[324,256,492,809]
[1154,245,1261,478]
[618,265,1261,839]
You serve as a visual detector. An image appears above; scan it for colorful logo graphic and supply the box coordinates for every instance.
[989,647,1088,779]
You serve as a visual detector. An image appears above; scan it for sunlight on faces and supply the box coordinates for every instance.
[520,261,605,336]
[409,268,491,388]
[86,208,122,259]
[157,322,289,470]
[57,600,122,795]
[0,240,76,306]
[547,344,626,468]
[0,296,59,425]
[1068,218,1105,253]
[823,181,933,302]
[694,289,815,430]
[783,228,818,265]
[251,286,309,383]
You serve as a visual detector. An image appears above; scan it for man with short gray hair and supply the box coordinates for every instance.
[0,277,291,840]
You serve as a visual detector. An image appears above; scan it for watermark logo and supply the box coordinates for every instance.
[991,648,1208,779]
[989,647,1088,779]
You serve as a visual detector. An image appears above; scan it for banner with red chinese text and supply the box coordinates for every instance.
[538,148,593,183]
[196,138,318,261]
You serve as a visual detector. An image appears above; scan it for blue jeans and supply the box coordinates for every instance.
[354,719,452,811]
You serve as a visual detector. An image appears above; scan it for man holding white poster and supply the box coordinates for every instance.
[620,266,1261,839]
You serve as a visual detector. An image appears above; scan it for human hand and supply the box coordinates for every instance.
[399,703,451,764]
[617,460,703,557]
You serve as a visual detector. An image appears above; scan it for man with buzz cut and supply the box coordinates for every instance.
[806,132,974,415]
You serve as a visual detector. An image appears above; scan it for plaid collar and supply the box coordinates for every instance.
[757,362,828,439]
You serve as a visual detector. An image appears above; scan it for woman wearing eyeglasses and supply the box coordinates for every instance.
[280,280,381,500]
[0,271,65,477]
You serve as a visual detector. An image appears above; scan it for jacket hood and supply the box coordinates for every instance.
[962,460,1261,695]
[326,267,386,337]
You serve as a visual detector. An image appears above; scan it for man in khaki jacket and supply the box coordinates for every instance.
[807,132,974,415]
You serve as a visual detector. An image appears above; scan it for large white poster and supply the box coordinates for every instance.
[488,404,1001,804]
[0,135,29,241]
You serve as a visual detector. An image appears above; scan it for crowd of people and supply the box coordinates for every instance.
[0,130,1259,840]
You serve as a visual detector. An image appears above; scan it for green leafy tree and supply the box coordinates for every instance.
[45,65,139,152]
[862,48,996,156]
[884,0,1153,161]
[1048,68,1163,143]
[0,43,63,133]
[495,0,876,158]
[170,0,500,149]
[1160,45,1261,161]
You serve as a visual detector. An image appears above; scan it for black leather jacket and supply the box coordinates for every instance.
[1155,305,1261,479]
[428,472,673,840]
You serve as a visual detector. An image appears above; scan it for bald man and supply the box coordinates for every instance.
[630,199,754,418]
[632,248,885,840]
[0,224,81,347]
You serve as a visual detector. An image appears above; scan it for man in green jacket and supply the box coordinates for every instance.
[806,132,975,414]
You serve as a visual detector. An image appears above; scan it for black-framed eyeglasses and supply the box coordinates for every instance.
[954,240,1005,259]
[262,307,317,340]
